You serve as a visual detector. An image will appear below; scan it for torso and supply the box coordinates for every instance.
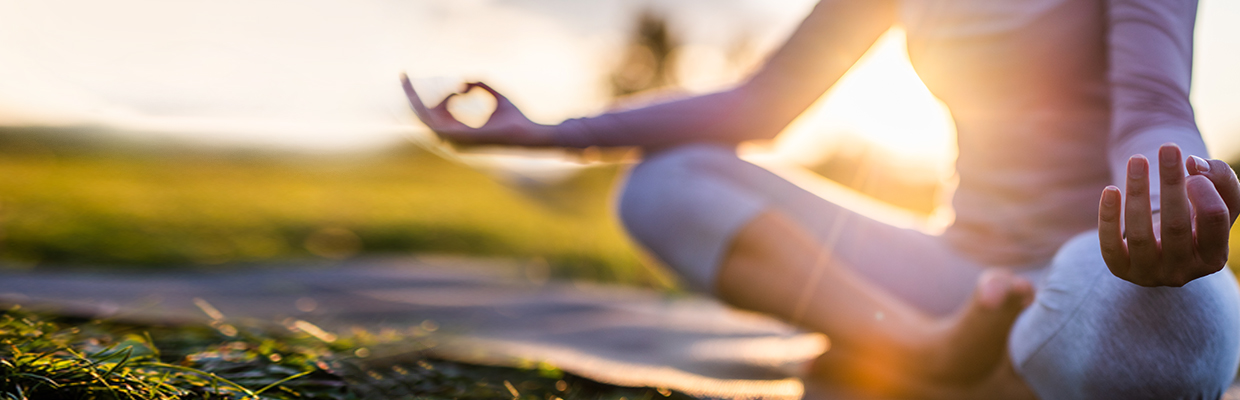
[900,0,1113,266]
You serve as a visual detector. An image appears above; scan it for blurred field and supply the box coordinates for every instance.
[0,127,667,287]
[2,127,1238,289]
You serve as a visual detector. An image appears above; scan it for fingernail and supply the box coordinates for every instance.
[1129,156,1146,175]
[1102,187,1118,206]
[1160,147,1178,165]
[1191,155,1210,172]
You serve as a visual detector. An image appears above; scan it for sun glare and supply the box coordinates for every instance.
[772,28,956,176]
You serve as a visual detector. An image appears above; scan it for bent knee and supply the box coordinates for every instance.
[617,143,748,239]
[1078,297,1240,398]
[616,144,765,291]
[620,144,738,199]
[1012,233,1240,399]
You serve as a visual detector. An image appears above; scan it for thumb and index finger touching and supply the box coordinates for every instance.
[463,82,526,131]
[464,81,514,109]
[401,74,515,132]
[401,74,468,130]
[401,74,465,130]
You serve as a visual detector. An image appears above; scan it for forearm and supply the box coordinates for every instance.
[551,86,772,149]
[1106,0,1203,212]
[553,0,896,150]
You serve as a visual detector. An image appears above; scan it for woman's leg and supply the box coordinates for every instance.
[724,208,1034,389]
[1009,232,1240,399]
[617,144,1033,385]
[618,144,984,314]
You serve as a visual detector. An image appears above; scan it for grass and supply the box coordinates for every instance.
[2,126,1239,285]
[0,306,338,400]
[0,127,668,288]
[0,306,692,399]
[0,128,694,398]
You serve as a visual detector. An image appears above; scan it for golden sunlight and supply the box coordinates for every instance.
[771,28,955,177]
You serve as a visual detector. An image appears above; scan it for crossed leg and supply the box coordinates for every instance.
[617,144,1034,391]
[721,209,1035,394]
[618,144,1240,398]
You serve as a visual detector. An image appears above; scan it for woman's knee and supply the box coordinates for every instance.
[616,144,766,292]
[616,143,748,239]
[1077,277,1239,398]
[1011,232,1240,399]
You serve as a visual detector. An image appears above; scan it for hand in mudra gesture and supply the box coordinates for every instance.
[401,74,555,147]
[1099,143,1240,287]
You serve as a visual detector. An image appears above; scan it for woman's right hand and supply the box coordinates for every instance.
[401,74,556,147]
[1098,144,1240,287]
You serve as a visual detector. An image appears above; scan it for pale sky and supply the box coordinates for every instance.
[0,0,1236,162]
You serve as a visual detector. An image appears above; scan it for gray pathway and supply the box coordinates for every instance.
[0,256,824,399]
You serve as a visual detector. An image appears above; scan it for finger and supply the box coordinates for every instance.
[465,82,509,103]
[401,75,472,133]
[465,81,521,116]
[1098,186,1130,278]
[1186,154,1207,175]
[428,92,457,120]
[411,93,473,144]
[1158,144,1194,264]
[427,93,472,129]
[1124,155,1159,279]
[1189,156,1240,224]
[1187,175,1231,270]
[400,74,436,124]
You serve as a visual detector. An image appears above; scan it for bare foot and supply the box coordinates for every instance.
[810,268,1035,393]
[922,268,1035,382]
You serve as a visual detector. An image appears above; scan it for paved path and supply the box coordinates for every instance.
[2,257,1237,399]
[0,257,831,399]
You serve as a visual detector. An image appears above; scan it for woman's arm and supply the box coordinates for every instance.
[555,0,896,150]
[1106,0,1203,178]
[1097,0,1240,287]
[403,1,897,150]
[554,1,897,150]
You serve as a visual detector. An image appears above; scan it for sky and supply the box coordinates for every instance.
[0,0,1237,166]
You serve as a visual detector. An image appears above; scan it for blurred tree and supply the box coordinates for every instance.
[610,11,679,99]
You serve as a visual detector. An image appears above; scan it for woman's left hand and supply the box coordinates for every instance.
[400,74,556,147]
[1098,143,1240,287]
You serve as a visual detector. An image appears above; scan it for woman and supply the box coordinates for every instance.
[403,0,1240,397]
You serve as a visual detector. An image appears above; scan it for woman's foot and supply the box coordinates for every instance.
[922,268,1035,382]
[809,269,1035,393]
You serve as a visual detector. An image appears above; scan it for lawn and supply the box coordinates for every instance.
[0,128,686,397]
[3,127,1239,285]
[0,127,669,288]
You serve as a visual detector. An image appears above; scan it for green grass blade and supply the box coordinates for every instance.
[136,361,257,397]
[102,346,135,378]
[251,369,313,397]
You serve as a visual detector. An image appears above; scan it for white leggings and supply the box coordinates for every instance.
[617,144,1240,399]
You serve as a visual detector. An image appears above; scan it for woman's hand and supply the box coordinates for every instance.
[401,74,556,147]
[1099,143,1240,287]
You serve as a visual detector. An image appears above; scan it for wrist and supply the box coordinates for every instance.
[524,123,559,147]
[547,118,595,148]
